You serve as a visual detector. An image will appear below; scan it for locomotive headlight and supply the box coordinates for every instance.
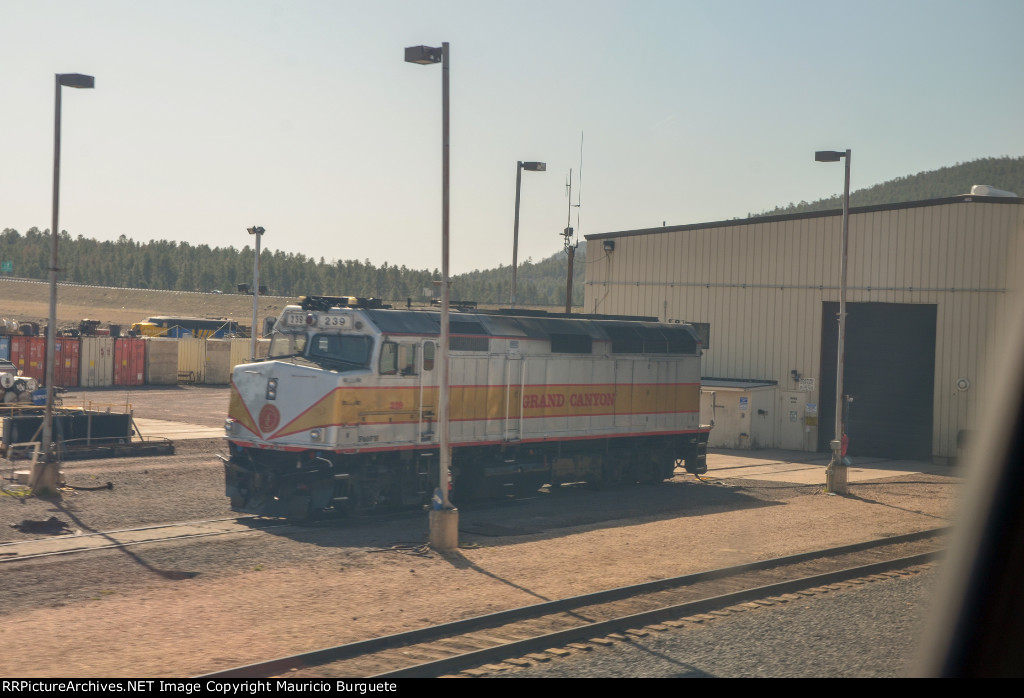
[309,428,322,442]
[224,418,237,435]
[266,377,278,400]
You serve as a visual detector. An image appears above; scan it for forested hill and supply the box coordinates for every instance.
[752,155,1023,217]
[0,227,586,307]
[1,155,1018,305]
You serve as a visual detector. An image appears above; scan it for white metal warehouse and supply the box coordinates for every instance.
[583,194,1024,462]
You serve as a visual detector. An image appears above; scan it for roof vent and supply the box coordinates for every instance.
[970,184,1018,197]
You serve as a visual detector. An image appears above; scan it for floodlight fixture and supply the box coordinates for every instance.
[815,150,845,162]
[57,73,95,89]
[510,160,547,307]
[404,45,442,65]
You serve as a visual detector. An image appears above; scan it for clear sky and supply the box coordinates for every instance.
[2,0,1021,275]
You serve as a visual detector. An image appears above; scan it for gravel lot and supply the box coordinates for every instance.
[0,386,961,678]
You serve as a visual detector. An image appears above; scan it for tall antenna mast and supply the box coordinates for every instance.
[562,132,584,313]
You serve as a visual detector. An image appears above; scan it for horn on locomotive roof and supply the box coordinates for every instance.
[299,296,391,311]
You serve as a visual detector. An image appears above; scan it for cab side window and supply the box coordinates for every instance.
[398,344,417,375]
[380,342,417,376]
[380,341,398,375]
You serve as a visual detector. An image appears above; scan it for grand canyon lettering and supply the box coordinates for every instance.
[522,391,615,409]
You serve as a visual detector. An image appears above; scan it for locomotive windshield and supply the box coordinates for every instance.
[268,331,307,358]
[307,333,373,370]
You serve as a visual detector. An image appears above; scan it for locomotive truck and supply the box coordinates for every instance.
[223,295,711,518]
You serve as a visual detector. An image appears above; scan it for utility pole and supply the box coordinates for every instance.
[816,149,852,494]
[563,169,578,314]
[34,73,94,495]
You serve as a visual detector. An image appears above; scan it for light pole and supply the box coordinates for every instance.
[34,73,94,495]
[405,42,458,549]
[816,149,851,495]
[247,226,265,361]
[510,160,546,308]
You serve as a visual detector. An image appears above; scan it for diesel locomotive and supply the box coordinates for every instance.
[223,296,711,517]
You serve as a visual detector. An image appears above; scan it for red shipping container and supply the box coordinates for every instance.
[9,336,82,386]
[9,336,30,377]
[114,338,146,386]
[53,338,80,387]
[10,336,47,383]
[29,338,46,383]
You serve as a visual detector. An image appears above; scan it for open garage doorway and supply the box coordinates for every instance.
[818,302,936,460]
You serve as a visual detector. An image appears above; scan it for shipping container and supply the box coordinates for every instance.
[145,338,179,385]
[52,338,80,387]
[10,337,45,383]
[80,337,115,387]
[203,339,231,384]
[113,338,145,386]
[176,338,206,384]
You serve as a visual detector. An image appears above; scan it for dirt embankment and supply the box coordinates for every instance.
[0,279,566,334]
[0,278,292,331]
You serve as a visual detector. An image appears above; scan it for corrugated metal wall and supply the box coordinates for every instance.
[228,338,270,371]
[584,197,1023,458]
[177,338,207,383]
[204,340,231,384]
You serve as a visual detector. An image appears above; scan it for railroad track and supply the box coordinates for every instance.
[200,527,947,679]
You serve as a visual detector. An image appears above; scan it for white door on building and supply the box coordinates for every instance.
[779,390,809,451]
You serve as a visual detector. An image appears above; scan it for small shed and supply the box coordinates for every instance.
[700,378,777,450]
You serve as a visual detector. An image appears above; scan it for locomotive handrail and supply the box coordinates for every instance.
[503,354,524,442]
[417,339,434,445]
[358,409,420,417]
